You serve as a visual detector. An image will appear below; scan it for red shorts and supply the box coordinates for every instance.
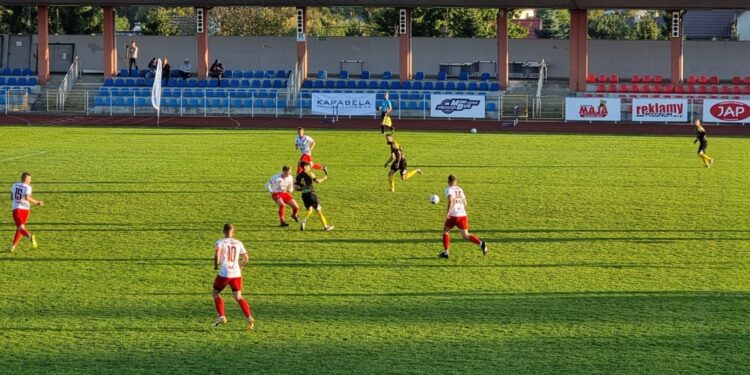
[12,209,29,226]
[213,275,243,292]
[297,154,314,172]
[272,192,294,204]
[444,216,468,230]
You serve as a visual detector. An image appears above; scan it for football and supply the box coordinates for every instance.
[470,128,477,134]
[429,194,440,204]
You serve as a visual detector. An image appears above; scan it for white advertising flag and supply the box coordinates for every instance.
[151,59,163,111]
[430,94,486,118]
[312,93,376,116]
[565,97,621,122]
[632,98,688,122]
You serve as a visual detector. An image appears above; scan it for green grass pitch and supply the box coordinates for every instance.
[0,126,748,374]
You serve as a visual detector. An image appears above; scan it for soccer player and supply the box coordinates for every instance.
[378,92,394,134]
[295,127,328,175]
[212,223,255,331]
[694,119,714,168]
[295,161,334,232]
[439,174,487,259]
[384,134,422,192]
[265,165,300,227]
[10,172,43,252]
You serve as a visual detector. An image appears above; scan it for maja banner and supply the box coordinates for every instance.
[311,93,376,116]
[632,98,688,122]
[430,94,486,118]
[702,99,750,124]
[565,97,621,122]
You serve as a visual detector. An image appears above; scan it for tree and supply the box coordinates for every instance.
[50,6,102,35]
[142,7,187,36]
[535,9,569,39]
[116,16,131,32]
[635,13,661,40]
[212,7,294,36]
[0,6,37,34]
[588,10,635,40]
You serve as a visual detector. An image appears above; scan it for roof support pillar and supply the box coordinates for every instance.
[398,8,412,81]
[576,9,589,92]
[196,7,209,79]
[103,6,117,79]
[496,9,509,89]
[37,5,49,84]
[568,9,579,91]
[296,7,308,79]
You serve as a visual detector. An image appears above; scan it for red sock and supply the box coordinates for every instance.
[313,163,323,170]
[12,230,23,247]
[469,235,482,245]
[20,228,30,237]
[292,206,299,216]
[214,296,225,316]
[278,205,286,223]
[442,233,450,250]
[238,298,252,318]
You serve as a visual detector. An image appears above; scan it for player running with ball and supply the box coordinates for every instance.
[295,161,334,232]
[10,172,44,252]
[212,223,255,331]
[439,175,487,259]
[266,165,300,227]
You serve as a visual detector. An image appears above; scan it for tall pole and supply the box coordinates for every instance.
[496,9,509,89]
[37,6,50,85]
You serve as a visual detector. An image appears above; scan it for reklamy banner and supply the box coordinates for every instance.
[632,98,688,122]
[311,93,376,116]
[565,97,621,122]
[430,94,486,118]
[702,99,750,123]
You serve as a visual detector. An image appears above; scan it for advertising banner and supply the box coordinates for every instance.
[430,94,486,118]
[311,93,376,116]
[565,97,621,122]
[632,98,688,122]
[702,99,750,123]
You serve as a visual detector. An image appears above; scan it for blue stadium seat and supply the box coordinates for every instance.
[278,99,286,108]
[457,82,467,91]
[233,70,244,78]
[254,98,264,108]
[415,71,425,81]
[313,80,324,89]
[459,72,469,81]
[0,77,5,85]
[264,99,275,108]
[437,72,447,81]
[185,79,196,87]
[377,81,388,90]
[383,71,392,80]
[302,80,313,88]
[254,70,264,78]
[28,77,38,85]
[125,78,135,86]
[118,68,128,77]
[361,71,370,79]
[490,82,500,91]
[257,91,268,98]
[407,101,418,110]
[216,90,228,98]
[486,102,497,112]
[224,69,233,78]
[481,72,490,81]
[241,79,251,88]
[390,81,401,90]
[401,81,412,90]
[113,78,124,86]
[230,79,240,88]
[366,81,377,90]
[197,79,207,88]
[251,80,261,88]
[478,82,489,91]
[103,78,113,86]
[423,81,434,90]
[95,97,104,106]
[434,82,445,90]
[6,77,17,85]
[17,77,28,85]
[324,80,335,89]
[340,70,349,80]
[187,98,199,108]
[1,68,11,75]
[129,70,139,77]
[412,81,422,90]
[114,97,126,106]
[266,70,275,78]
[244,70,254,78]
[22,68,32,76]
[208,98,220,107]
[274,80,284,89]
[346,80,356,89]
[242,99,253,108]
[262,80,272,88]
[135,78,145,86]
[231,98,243,108]
[468,82,479,91]
[277,70,287,78]
[234,90,248,98]
[208,79,218,87]
[124,97,134,106]
[446,82,456,91]
[317,70,327,79]
[335,80,345,89]
[357,80,367,89]
[176,79,187,88]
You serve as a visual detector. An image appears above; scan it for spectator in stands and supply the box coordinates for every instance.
[162,58,171,85]
[126,40,139,74]
[176,59,192,80]
[209,59,225,86]
[145,57,157,78]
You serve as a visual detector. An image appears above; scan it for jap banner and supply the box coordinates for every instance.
[565,97,621,122]
[311,93,376,116]
[430,94,486,118]
[632,98,688,122]
[702,99,750,123]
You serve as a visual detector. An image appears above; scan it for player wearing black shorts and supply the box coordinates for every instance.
[295,161,333,231]
[384,134,422,192]
[693,119,714,168]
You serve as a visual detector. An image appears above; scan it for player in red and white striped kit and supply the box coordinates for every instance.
[439,175,487,259]
[212,223,255,331]
[295,127,328,175]
[10,172,44,252]
[265,165,300,227]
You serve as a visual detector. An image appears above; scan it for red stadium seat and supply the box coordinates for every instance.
[619,84,629,93]
[686,85,696,94]
[687,76,697,84]
[675,85,685,94]
[732,86,742,94]
[610,74,619,83]
[607,84,617,93]
[654,75,663,84]
[643,75,653,83]
[708,86,718,94]
[586,74,596,83]
[744,77,750,85]
[709,76,720,85]
[720,86,731,94]
[630,84,640,93]
[596,84,606,92]
[653,84,663,93]
[598,74,608,83]
[698,76,708,84]
[663,84,675,93]
[732,76,742,85]
[641,85,651,93]
[698,86,708,94]
[743,85,750,94]
[631,75,641,83]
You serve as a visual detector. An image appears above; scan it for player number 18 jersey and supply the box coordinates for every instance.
[215,238,247,278]
[445,186,467,217]
[11,183,32,210]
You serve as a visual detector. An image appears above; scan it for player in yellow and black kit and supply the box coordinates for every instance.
[694,119,714,168]
[295,161,334,231]
[384,134,422,192]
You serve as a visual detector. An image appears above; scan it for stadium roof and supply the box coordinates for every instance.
[6,0,750,9]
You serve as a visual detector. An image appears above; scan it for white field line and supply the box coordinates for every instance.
[0,150,48,162]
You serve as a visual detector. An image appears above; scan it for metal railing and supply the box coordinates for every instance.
[57,56,80,110]
[287,61,304,108]
[533,59,549,118]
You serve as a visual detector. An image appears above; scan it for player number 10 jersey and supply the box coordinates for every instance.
[215,238,247,278]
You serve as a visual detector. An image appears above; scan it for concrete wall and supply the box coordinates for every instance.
[4,34,750,81]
